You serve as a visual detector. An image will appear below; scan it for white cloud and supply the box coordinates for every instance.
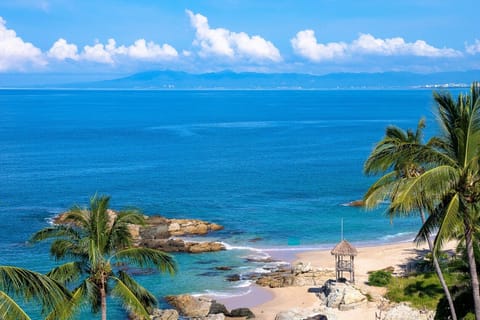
[291,30,347,62]
[466,40,480,55]
[186,10,281,62]
[124,39,178,60]
[0,17,46,71]
[292,31,462,62]
[48,38,79,60]
[352,34,460,57]
[77,38,178,64]
[82,40,115,64]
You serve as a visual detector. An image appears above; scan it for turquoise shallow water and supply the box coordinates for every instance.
[0,89,455,318]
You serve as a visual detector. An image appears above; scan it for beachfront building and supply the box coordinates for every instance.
[331,240,358,283]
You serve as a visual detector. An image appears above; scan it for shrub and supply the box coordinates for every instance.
[368,270,392,287]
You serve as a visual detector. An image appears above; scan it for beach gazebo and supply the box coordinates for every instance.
[331,239,358,283]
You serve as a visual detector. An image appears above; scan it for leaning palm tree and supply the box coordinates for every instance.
[30,195,176,320]
[0,265,70,320]
[364,118,457,319]
[389,82,480,319]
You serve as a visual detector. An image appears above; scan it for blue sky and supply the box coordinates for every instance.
[0,0,479,75]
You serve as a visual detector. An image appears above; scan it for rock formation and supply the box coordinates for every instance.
[318,279,367,311]
[255,262,335,288]
[54,210,225,253]
[165,295,255,319]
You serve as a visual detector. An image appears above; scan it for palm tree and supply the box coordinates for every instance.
[30,195,177,320]
[388,82,480,319]
[0,265,70,320]
[364,118,457,320]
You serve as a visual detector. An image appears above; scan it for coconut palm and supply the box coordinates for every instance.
[388,82,480,319]
[0,265,70,320]
[30,195,176,320]
[364,118,457,320]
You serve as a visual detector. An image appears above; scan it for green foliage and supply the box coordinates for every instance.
[435,285,474,320]
[386,272,459,310]
[30,195,177,320]
[0,266,71,320]
[368,270,392,287]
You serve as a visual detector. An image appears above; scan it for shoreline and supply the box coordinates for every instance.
[217,240,455,319]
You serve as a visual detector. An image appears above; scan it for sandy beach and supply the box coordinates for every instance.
[220,240,453,320]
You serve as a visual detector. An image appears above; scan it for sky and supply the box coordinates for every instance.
[0,0,479,77]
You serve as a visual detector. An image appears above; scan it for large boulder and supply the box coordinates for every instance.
[229,308,255,319]
[319,280,367,310]
[150,309,179,320]
[165,295,212,318]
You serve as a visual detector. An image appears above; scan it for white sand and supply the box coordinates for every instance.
[220,241,455,320]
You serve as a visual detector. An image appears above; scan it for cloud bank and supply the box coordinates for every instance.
[186,10,281,63]
[0,17,45,71]
[291,30,462,62]
[48,38,178,64]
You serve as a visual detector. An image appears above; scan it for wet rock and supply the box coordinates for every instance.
[226,274,241,282]
[209,301,229,315]
[215,266,233,271]
[229,307,255,319]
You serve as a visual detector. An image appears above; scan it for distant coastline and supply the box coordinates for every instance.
[0,69,478,90]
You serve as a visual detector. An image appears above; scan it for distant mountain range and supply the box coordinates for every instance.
[3,70,480,89]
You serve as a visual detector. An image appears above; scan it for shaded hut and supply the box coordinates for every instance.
[331,239,358,283]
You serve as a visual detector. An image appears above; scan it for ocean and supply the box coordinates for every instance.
[0,89,452,319]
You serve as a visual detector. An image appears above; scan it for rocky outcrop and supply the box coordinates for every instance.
[256,262,335,288]
[130,309,179,320]
[165,295,255,319]
[139,238,225,253]
[318,280,367,311]
[165,295,212,318]
[275,306,336,320]
[54,211,225,253]
[379,303,435,320]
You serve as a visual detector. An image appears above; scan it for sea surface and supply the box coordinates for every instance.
[0,89,457,319]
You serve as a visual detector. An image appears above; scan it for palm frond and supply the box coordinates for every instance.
[0,290,30,320]
[363,171,398,209]
[110,274,151,320]
[391,165,459,213]
[47,262,83,284]
[0,266,70,314]
[30,225,81,243]
[113,248,176,275]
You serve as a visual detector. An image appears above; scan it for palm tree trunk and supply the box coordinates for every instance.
[101,275,107,320]
[465,225,480,320]
[420,210,457,320]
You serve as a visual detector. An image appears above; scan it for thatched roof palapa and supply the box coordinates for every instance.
[331,239,358,256]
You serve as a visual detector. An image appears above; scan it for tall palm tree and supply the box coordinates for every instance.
[0,265,70,320]
[30,195,176,320]
[364,118,457,320]
[388,82,480,319]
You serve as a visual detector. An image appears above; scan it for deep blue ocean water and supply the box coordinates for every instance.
[0,89,457,319]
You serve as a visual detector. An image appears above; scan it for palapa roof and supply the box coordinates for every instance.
[331,239,358,256]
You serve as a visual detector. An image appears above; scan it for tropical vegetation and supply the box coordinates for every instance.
[0,265,70,320]
[364,82,480,319]
[30,194,177,320]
